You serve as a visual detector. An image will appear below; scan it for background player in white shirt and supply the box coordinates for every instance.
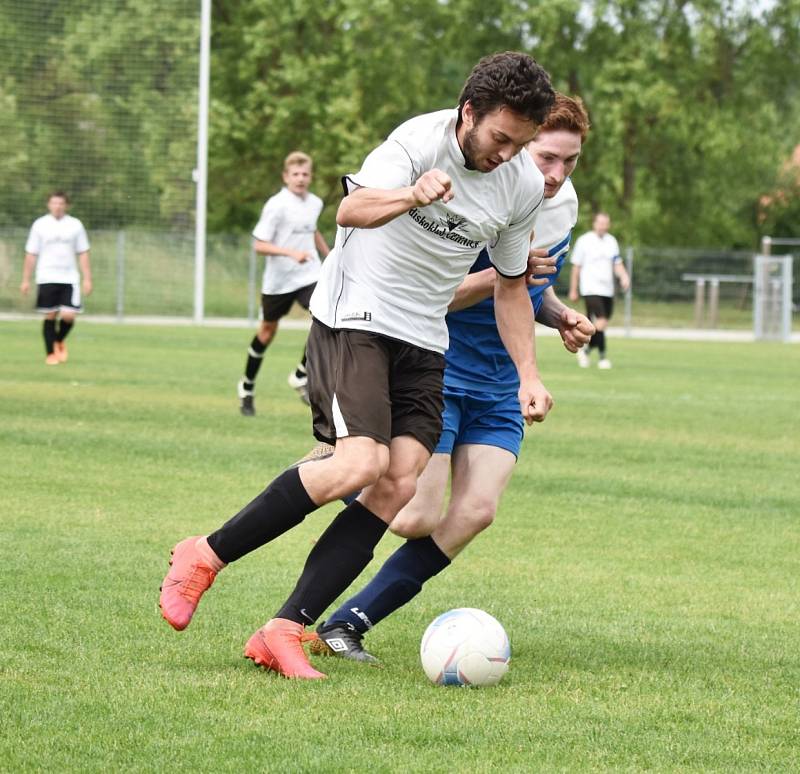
[160,52,556,680]
[568,212,630,369]
[237,152,330,415]
[20,191,92,365]
[311,94,596,663]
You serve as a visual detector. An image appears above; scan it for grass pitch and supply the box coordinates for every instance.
[1,321,798,772]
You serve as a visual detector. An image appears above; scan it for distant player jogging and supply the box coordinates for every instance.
[310,95,595,663]
[160,52,555,680]
[237,152,330,415]
[20,191,92,365]
[568,212,630,369]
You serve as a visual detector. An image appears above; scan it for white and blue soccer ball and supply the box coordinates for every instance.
[420,608,511,687]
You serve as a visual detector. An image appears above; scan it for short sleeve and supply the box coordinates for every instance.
[252,200,282,243]
[570,235,585,266]
[610,236,622,262]
[344,138,419,193]
[488,195,543,278]
[75,223,90,252]
[25,223,41,255]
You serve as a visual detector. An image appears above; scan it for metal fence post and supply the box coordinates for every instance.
[116,230,125,322]
[247,243,257,323]
[624,246,633,337]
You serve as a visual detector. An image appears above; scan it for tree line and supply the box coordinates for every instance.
[1,0,798,247]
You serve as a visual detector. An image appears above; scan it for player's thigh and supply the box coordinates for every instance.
[306,322,394,447]
[448,444,517,516]
[390,452,451,537]
[388,343,445,456]
[431,444,516,555]
[261,291,295,322]
[360,434,432,523]
[293,282,315,311]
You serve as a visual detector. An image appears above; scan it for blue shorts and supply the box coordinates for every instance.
[434,385,524,457]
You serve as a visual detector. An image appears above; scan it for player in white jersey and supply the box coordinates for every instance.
[20,191,92,365]
[237,152,330,415]
[159,52,555,680]
[310,95,595,663]
[569,212,630,369]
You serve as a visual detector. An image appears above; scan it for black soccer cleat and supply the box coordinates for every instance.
[240,395,255,416]
[237,379,256,416]
[308,622,380,665]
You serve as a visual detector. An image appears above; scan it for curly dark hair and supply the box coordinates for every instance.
[458,52,555,126]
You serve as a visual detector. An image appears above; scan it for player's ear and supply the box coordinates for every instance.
[462,100,476,130]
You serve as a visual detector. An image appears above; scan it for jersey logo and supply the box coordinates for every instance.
[407,208,481,250]
[441,214,467,233]
[341,311,372,322]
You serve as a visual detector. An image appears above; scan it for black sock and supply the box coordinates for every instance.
[588,331,600,352]
[56,319,74,342]
[276,501,388,625]
[244,336,267,383]
[206,467,317,564]
[596,330,606,357]
[43,319,56,354]
[294,348,307,380]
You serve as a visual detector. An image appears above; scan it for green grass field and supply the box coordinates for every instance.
[1,321,798,772]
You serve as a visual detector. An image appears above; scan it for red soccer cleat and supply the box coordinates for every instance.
[244,618,326,679]
[54,341,68,363]
[159,536,225,631]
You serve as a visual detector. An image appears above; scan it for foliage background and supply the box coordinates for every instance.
[1,0,799,246]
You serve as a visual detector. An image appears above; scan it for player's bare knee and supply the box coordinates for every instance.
[390,508,436,539]
[461,502,497,537]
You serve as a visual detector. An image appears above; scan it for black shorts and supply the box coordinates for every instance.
[36,283,82,313]
[306,320,445,454]
[584,295,614,321]
[261,283,315,322]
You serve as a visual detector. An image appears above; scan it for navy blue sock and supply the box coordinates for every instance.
[325,536,451,634]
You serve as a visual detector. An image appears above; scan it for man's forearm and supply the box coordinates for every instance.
[78,252,91,281]
[22,253,36,282]
[494,276,538,381]
[448,268,496,312]
[254,240,300,258]
[569,265,580,296]
[336,186,418,229]
[314,231,330,258]
[537,287,572,330]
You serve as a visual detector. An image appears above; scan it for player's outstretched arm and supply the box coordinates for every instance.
[494,273,553,425]
[336,169,453,229]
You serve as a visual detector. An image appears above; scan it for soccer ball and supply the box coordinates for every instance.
[420,608,511,687]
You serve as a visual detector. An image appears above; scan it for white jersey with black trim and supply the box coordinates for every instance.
[531,177,578,256]
[570,230,621,297]
[252,187,323,295]
[310,108,545,354]
[25,214,90,285]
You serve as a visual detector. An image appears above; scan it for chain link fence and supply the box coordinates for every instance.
[1,230,796,336]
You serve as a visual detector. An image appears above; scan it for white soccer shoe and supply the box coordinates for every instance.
[598,358,613,370]
[576,348,591,368]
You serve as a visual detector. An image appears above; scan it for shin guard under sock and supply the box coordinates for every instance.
[57,318,74,341]
[206,467,317,564]
[43,319,56,354]
[275,501,388,625]
[326,536,451,633]
[244,336,268,384]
